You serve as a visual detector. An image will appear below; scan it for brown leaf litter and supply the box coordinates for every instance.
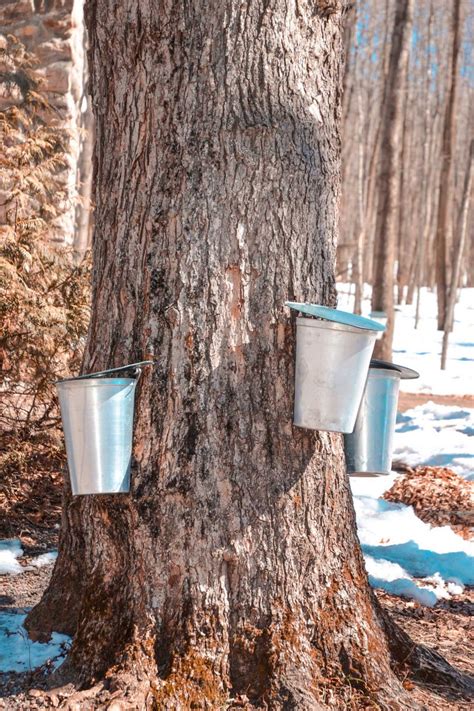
[387,464,474,540]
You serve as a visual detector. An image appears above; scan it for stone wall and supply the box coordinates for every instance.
[0,0,91,249]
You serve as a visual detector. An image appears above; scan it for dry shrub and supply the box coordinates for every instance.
[0,35,91,437]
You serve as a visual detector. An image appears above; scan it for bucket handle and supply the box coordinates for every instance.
[57,360,155,384]
[85,360,155,380]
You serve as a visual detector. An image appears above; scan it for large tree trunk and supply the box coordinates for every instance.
[372,0,414,361]
[25,1,471,708]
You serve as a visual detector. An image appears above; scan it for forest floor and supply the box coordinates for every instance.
[0,563,473,710]
[0,394,473,709]
[398,392,474,411]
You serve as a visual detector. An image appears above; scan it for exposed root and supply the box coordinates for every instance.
[377,595,474,703]
[56,682,104,709]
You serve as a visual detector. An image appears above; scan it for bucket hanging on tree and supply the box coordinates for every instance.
[369,311,387,340]
[286,303,384,433]
[344,359,419,477]
[56,361,154,495]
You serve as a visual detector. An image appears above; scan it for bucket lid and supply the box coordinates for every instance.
[369,311,387,318]
[57,360,154,384]
[370,358,419,380]
[285,302,385,332]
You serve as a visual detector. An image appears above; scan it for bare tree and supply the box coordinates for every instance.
[371,0,414,360]
[441,139,473,369]
[434,0,462,330]
[353,5,367,315]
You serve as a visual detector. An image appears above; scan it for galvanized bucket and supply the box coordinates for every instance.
[369,311,387,340]
[56,361,153,495]
[289,305,381,432]
[344,360,419,476]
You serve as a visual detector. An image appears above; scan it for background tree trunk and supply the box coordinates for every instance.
[353,7,366,316]
[371,0,414,361]
[411,1,435,322]
[26,1,441,707]
[73,88,95,261]
[434,0,462,330]
[338,0,473,297]
[441,139,473,369]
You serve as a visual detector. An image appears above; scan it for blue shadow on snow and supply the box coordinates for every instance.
[362,541,473,585]
[424,453,474,467]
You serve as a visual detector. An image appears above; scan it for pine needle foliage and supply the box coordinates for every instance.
[0,36,91,436]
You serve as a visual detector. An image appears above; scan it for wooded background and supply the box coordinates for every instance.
[1,0,473,431]
[339,0,473,330]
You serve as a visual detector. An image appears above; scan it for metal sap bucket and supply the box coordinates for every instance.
[56,361,153,495]
[344,359,419,476]
[286,303,383,433]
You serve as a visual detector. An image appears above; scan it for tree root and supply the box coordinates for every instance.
[27,590,474,709]
[376,594,474,703]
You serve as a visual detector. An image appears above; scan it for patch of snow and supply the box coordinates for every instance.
[364,555,408,581]
[0,540,58,576]
[353,495,474,605]
[0,612,70,673]
[350,472,401,499]
[393,402,474,480]
[422,572,464,598]
[354,496,473,555]
[28,551,58,569]
[0,540,23,576]
[365,554,464,606]
[365,556,439,606]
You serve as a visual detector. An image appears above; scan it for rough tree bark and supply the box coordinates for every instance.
[26,1,473,708]
[435,0,462,330]
[371,0,414,361]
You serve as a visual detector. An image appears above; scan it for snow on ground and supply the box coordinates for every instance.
[394,402,474,481]
[0,612,70,673]
[351,405,474,605]
[337,284,474,396]
[337,284,474,604]
[354,495,473,602]
[0,545,67,673]
[0,541,58,575]
[0,539,23,576]
[29,551,58,569]
[350,398,474,605]
[364,556,463,607]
